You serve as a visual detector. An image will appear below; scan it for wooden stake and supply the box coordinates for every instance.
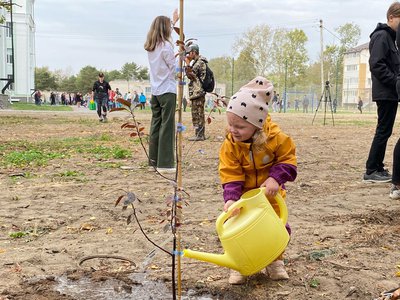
[176,1,185,299]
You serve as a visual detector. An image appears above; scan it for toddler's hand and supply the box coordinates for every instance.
[260,177,279,197]
[224,200,240,217]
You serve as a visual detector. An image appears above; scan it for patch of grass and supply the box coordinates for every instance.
[4,150,65,167]
[335,119,376,126]
[87,133,114,142]
[75,118,98,125]
[9,231,29,238]
[112,147,131,159]
[96,162,123,169]
[0,135,132,168]
[0,141,28,152]
[309,278,320,288]
[10,103,73,111]
[0,116,41,125]
[91,145,131,159]
[56,170,87,182]
[59,170,84,177]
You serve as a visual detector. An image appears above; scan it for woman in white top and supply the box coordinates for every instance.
[144,14,178,172]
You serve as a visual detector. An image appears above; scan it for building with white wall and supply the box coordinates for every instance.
[342,42,372,108]
[0,0,35,101]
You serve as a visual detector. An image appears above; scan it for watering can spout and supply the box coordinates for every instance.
[183,249,236,270]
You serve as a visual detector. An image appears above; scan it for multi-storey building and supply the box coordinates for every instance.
[0,0,35,101]
[342,42,372,108]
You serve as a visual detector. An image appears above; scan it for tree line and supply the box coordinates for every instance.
[35,63,149,93]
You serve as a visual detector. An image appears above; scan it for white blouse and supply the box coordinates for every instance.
[147,41,177,96]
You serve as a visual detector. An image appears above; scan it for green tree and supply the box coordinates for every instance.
[208,56,234,95]
[208,53,256,97]
[121,62,139,81]
[137,67,149,80]
[106,70,123,81]
[233,24,274,76]
[233,48,257,92]
[35,67,58,91]
[336,23,361,50]
[283,29,309,88]
[121,62,139,91]
[58,76,77,93]
[75,65,99,93]
[233,25,308,91]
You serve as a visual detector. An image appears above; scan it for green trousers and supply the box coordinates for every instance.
[149,93,176,168]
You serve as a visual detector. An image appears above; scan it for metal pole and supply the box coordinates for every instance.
[335,58,339,107]
[319,19,324,94]
[231,57,234,96]
[284,60,287,113]
[10,0,14,85]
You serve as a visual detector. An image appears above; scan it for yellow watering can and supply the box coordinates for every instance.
[183,187,289,276]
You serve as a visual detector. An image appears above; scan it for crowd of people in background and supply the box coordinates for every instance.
[32,87,150,112]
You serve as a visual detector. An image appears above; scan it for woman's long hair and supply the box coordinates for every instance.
[144,16,172,52]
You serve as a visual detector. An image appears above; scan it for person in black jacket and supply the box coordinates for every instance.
[92,73,111,122]
[363,2,400,183]
[391,18,400,199]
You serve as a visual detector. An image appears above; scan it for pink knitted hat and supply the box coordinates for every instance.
[227,76,274,128]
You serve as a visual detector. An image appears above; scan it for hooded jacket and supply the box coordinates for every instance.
[369,23,400,101]
[219,116,297,202]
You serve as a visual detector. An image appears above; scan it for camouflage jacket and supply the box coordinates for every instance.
[188,55,207,100]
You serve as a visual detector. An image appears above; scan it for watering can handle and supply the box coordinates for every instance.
[216,198,246,236]
[216,189,288,235]
[274,192,288,225]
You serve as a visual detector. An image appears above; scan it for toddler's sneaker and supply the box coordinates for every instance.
[228,270,246,285]
[266,260,289,280]
[390,185,400,200]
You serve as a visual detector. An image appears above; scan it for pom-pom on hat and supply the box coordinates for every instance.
[227,76,274,128]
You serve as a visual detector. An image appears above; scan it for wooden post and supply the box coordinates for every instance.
[176,0,184,299]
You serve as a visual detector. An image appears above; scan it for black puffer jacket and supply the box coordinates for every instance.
[369,23,399,101]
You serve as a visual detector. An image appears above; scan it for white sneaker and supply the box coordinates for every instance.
[266,260,289,280]
[157,167,176,174]
[390,185,400,200]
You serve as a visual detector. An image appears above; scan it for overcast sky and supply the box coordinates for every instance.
[35,0,394,74]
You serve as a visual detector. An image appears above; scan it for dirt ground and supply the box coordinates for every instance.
[1,107,400,300]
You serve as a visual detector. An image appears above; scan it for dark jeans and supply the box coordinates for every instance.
[149,93,176,168]
[95,94,108,118]
[366,101,398,174]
